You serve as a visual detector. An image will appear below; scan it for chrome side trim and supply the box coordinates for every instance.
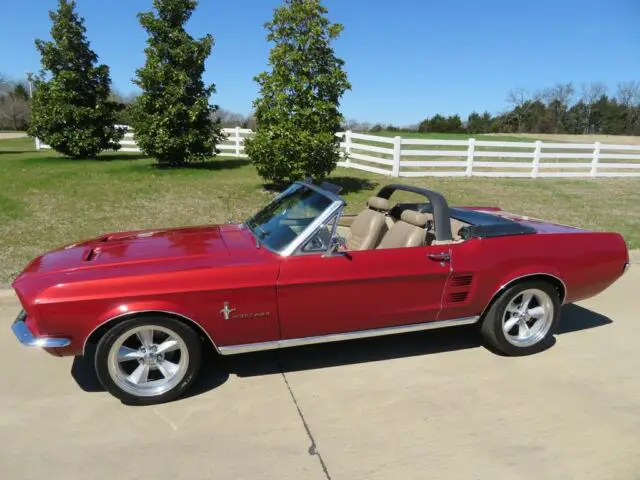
[217,316,480,355]
[82,309,220,355]
[12,310,71,348]
[479,272,568,321]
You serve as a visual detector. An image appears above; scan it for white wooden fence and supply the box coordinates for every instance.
[336,131,640,178]
[36,125,253,157]
[36,127,640,178]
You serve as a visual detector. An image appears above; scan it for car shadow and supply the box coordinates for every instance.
[70,304,613,399]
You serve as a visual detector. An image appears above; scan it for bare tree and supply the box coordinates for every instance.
[0,88,30,130]
[506,87,533,132]
[541,82,574,107]
[0,73,9,92]
[212,108,248,127]
[616,81,640,106]
[580,82,607,133]
[580,82,607,104]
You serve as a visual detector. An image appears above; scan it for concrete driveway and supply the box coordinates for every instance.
[1,266,639,480]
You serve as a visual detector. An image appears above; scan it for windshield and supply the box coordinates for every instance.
[245,183,335,253]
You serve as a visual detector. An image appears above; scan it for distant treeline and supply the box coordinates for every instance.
[3,77,639,136]
[346,82,640,136]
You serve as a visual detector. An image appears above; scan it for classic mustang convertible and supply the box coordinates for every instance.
[11,181,630,404]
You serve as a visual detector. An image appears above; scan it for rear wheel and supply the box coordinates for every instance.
[480,281,560,356]
[95,316,202,405]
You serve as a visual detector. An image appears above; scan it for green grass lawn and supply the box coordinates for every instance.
[1,136,639,284]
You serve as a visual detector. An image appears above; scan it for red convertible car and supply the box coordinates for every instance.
[11,180,630,405]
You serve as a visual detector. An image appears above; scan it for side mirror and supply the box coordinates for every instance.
[323,235,346,257]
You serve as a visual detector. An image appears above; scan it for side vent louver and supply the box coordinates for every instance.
[451,274,473,287]
[446,274,473,303]
[446,292,469,303]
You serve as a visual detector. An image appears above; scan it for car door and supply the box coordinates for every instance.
[276,244,452,340]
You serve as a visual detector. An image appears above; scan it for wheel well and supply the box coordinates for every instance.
[84,311,218,355]
[480,273,566,321]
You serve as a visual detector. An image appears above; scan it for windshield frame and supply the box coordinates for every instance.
[244,181,345,257]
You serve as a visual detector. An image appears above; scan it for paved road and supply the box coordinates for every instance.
[1,266,638,480]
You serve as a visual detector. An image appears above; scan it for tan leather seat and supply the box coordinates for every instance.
[377,210,427,249]
[345,197,389,250]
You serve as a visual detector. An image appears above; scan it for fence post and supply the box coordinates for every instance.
[590,141,601,177]
[392,136,402,177]
[466,138,475,177]
[234,126,241,157]
[531,141,542,178]
[35,137,41,151]
[344,130,352,167]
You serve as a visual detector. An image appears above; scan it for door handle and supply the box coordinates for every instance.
[428,252,450,262]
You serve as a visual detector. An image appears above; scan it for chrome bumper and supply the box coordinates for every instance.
[11,310,71,348]
[623,262,631,275]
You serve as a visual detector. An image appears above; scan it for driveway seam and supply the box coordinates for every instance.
[276,358,332,480]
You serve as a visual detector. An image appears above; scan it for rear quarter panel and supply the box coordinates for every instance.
[442,232,628,320]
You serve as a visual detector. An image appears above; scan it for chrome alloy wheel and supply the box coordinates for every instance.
[106,325,189,397]
[502,288,554,347]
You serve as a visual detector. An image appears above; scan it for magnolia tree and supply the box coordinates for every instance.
[244,0,351,184]
[130,0,223,165]
[28,0,123,158]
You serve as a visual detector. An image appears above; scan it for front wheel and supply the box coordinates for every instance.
[95,316,202,405]
[480,281,560,356]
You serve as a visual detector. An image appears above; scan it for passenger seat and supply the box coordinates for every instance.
[345,197,389,250]
[376,210,428,249]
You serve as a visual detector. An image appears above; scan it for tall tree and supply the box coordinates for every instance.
[130,0,222,165]
[244,0,351,184]
[28,0,123,158]
[0,83,30,130]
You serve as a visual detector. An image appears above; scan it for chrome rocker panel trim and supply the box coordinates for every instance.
[12,310,71,348]
[218,315,480,355]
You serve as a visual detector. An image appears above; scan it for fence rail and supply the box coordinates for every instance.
[36,126,253,158]
[36,127,640,178]
[336,131,640,178]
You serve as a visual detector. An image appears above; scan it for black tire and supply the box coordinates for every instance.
[480,280,561,356]
[95,316,202,405]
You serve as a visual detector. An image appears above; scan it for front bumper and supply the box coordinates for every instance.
[11,310,71,348]
[623,262,631,275]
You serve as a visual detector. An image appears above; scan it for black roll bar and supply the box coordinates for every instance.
[375,184,453,241]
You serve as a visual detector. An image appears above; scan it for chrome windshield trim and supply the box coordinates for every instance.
[245,181,346,258]
[279,199,345,257]
[217,315,480,355]
[298,180,344,204]
[11,310,71,348]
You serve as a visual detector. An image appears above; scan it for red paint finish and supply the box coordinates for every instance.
[277,246,451,339]
[12,214,629,358]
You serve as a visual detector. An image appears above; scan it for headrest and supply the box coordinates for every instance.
[400,210,429,227]
[367,196,389,212]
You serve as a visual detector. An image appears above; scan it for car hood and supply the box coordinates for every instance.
[12,224,263,284]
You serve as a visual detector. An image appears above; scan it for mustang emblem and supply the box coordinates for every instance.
[220,302,270,320]
[220,302,236,320]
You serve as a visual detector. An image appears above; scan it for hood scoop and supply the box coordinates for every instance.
[84,247,101,262]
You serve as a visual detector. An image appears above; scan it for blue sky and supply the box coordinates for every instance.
[1,0,638,125]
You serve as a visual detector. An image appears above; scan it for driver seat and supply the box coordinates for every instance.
[345,197,389,250]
